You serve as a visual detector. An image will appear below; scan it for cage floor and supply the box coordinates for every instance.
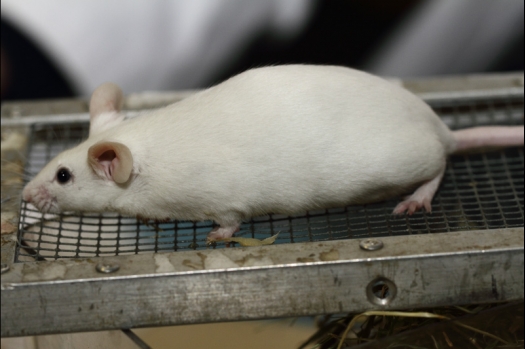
[16,93,524,261]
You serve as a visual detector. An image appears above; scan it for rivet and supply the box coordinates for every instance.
[1,264,10,274]
[359,239,384,251]
[96,263,120,274]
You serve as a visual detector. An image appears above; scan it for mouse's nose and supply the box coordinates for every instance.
[22,186,32,202]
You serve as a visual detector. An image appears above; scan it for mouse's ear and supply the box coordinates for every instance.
[88,141,133,184]
[89,83,125,137]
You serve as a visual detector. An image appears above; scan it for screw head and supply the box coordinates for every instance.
[96,263,120,274]
[1,264,10,274]
[359,239,384,251]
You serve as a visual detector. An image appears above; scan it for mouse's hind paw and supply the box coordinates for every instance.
[393,198,432,215]
[392,167,445,216]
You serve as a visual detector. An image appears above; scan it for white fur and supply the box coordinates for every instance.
[88,111,125,136]
[24,65,459,232]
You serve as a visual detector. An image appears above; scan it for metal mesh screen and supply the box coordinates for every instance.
[16,92,524,261]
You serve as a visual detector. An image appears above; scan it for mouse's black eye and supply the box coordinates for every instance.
[56,168,71,184]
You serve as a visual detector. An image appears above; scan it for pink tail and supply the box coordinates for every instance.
[452,126,524,153]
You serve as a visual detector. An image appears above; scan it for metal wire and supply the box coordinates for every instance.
[16,93,524,261]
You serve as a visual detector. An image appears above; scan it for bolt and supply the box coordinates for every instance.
[1,264,10,274]
[359,239,384,251]
[96,263,120,274]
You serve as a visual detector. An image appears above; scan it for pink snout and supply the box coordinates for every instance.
[22,184,56,213]
[22,186,33,202]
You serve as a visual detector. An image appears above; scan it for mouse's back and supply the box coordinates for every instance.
[97,65,454,221]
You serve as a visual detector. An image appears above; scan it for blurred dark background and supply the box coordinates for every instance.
[1,0,523,102]
[210,1,423,84]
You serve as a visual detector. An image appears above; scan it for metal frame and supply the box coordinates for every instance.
[2,229,523,337]
[2,73,524,338]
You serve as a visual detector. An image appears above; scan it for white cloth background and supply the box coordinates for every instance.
[2,0,314,95]
[2,0,523,95]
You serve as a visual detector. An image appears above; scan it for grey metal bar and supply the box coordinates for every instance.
[2,229,523,337]
[2,86,523,127]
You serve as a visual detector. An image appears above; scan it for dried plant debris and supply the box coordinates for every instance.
[215,232,280,247]
[299,301,523,349]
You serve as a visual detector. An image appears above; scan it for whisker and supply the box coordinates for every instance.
[1,159,35,175]
[1,196,13,204]
[2,159,34,173]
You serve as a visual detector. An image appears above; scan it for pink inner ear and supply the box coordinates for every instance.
[88,141,133,183]
[97,150,117,179]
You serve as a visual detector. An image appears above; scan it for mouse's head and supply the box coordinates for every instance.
[22,139,134,214]
[22,82,134,214]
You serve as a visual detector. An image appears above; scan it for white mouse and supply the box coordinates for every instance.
[22,65,524,242]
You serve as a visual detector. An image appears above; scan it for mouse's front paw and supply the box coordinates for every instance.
[206,224,240,245]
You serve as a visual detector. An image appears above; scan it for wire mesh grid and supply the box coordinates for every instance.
[16,92,524,261]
